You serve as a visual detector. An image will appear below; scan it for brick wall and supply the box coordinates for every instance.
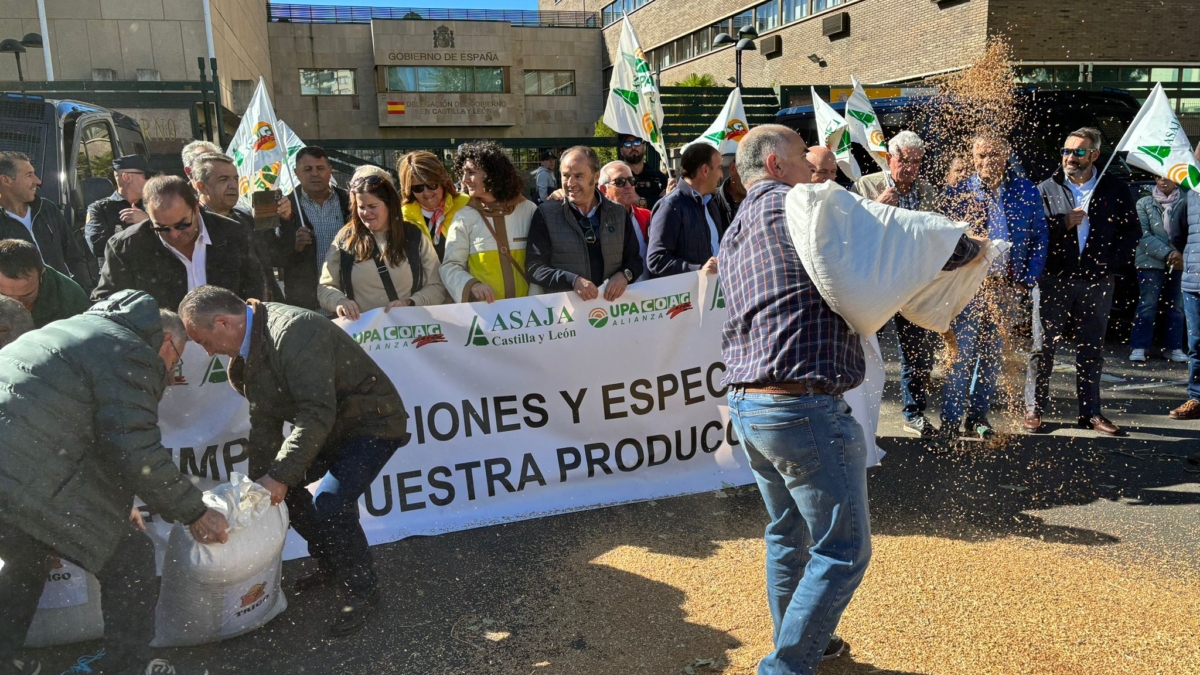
[988,0,1200,62]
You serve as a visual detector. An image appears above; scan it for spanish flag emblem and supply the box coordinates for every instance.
[387,102,406,115]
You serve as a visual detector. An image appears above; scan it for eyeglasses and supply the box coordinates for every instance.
[152,219,192,233]
[1061,148,1093,157]
[350,174,385,189]
[621,139,644,149]
[609,177,636,188]
[410,183,437,194]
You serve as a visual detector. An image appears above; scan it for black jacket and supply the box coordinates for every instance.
[92,211,267,311]
[202,204,283,302]
[647,181,729,278]
[1037,170,1139,280]
[85,191,143,260]
[712,178,743,230]
[274,187,351,311]
[0,197,91,287]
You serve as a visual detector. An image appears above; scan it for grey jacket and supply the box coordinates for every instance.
[1134,194,1182,270]
[527,194,642,290]
[853,172,941,212]
[0,290,206,572]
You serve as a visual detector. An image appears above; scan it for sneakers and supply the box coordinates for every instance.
[1129,348,1147,362]
[927,425,959,454]
[11,658,41,675]
[329,588,381,637]
[902,415,938,438]
[1167,349,1190,363]
[966,418,996,440]
[1170,399,1200,420]
[822,635,847,660]
[131,659,207,675]
[60,650,105,674]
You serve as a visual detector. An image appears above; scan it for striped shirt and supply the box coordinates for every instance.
[299,189,346,271]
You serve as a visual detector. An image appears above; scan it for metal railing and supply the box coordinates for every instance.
[267,3,599,28]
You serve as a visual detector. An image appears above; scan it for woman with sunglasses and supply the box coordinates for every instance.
[317,175,448,320]
[441,141,538,303]
[398,151,470,261]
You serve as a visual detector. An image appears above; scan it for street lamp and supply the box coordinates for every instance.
[713,24,760,89]
[0,39,26,82]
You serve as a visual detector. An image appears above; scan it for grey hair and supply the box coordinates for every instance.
[182,140,221,170]
[888,130,925,156]
[0,151,30,181]
[598,160,631,186]
[736,124,798,187]
[159,309,188,351]
[178,285,246,330]
[189,152,235,185]
[0,295,34,348]
[1068,127,1103,152]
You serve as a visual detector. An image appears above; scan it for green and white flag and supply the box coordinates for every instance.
[812,88,861,181]
[845,76,890,182]
[1115,82,1200,193]
[689,87,750,155]
[274,119,307,196]
[603,16,667,168]
[225,77,286,207]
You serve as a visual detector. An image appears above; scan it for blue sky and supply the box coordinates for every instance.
[283,0,541,10]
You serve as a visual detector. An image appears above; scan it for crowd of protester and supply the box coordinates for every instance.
[1,124,1199,675]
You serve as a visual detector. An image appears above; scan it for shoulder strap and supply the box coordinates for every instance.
[476,209,529,283]
[371,238,400,303]
[404,222,425,293]
[340,248,357,302]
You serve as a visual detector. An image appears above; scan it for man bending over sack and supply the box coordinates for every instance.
[0,289,227,675]
[178,285,410,637]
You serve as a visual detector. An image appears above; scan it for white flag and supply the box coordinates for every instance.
[225,77,286,207]
[845,76,890,181]
[1115,83,1200,193]
[274,120,307,196]
[602,17,667,168]
[812,88,861,181]
[688,88,750,156]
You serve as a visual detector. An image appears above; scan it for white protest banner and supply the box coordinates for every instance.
[1113,82,1200,193]
[603,16,669,168]
[812,88,861,180]
[225,77,286,207]
[274,119,307,197]
[844,76,891,182]
[688,88,750,155]
[154,274,754,559]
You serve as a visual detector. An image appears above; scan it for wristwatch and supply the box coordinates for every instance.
[623,268,634,282]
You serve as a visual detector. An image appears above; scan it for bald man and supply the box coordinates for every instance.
[806,146,839,184]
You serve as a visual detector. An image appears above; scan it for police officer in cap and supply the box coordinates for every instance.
[85,155,153,263]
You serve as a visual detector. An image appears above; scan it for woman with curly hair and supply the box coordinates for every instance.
[440,141,539,302]
[318,174,448,320]
[398,151,470,260]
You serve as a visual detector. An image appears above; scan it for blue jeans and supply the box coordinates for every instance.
[941,295,1002,427]
[1131,268,1184,351]
[727,392,872,675]
[1186,291,1200,402]
[284,434,398,597]
[894,314,938,423]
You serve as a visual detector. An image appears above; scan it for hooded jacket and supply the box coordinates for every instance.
[0,290,206,571]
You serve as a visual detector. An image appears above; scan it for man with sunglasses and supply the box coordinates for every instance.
[1025,127,1139,436]
[599,160,652,281]
[85,155,152,264]
[93,175,267,312]
[618,134,668,210]
[528,146,643,301]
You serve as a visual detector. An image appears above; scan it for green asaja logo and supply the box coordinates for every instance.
[200,356,228,386]
[464,306,576,347]
[709,280,725,311]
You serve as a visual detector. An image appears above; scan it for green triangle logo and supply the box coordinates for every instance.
[1182,164,1200,191]
[614,88,640,108]
[847,109,876,125]
[836,129,853,154]
[464,316,489,347]
[1137,145,1172,166]
[709,280,725,311]
[201,356,227,385]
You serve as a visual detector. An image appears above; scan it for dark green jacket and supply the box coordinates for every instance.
[229,301,409,486]
[31,266,91,328]
[0,290,206,572]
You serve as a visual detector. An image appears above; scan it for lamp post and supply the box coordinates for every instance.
[712,24,759,89]
[0,33,43,82]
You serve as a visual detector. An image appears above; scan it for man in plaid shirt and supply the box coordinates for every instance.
[720,125,983,674]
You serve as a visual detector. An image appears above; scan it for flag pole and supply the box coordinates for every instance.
[1089,82,1160,204]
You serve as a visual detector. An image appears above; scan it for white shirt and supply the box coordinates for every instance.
[701,194,720,257]
[4,207,35,242]
[629,211,649,281]
[161,214,211,291]
[1066,170,1098,255]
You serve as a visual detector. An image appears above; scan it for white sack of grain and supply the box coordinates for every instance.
[152,473,288,647]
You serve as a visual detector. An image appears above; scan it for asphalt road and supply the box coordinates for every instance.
[27,342,1200,674]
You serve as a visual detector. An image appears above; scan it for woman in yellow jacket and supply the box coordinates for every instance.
[397,151,470,260]
[440,141,539,303]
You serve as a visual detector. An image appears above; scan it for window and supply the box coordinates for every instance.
[1183,68,1200,83]
[711,22,730,46]
[660,42,674,69]
[732,10,753,33]
[300,69,356,95]
[813,0,841,12]
[635,0,651,8]
[694,27,711,56]
[387,67,509,93]
[1150,67,1180,82]
[675,35,693,62]
[1092,66,1120,82]
[756,0,780,33]
[525,70,575,95]
[75,121,115,204]
[1052,66,1081,83]
[602,4,614,26]
[783,0,809,23]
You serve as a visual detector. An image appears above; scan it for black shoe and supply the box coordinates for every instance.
[822,635,847,660]
[966,418,996,440]
[293,567,337,594]
[10,658,41,675]
[329,588,381,637]
[902,415,938,438]
[60,649,105,674]
[926,425,959,454]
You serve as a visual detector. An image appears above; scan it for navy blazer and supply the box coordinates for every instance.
[646,181,728,278]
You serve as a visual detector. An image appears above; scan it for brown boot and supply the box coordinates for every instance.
[1169,399,1200,420]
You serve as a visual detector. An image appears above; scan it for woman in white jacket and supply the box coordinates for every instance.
[440,141,539,303]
